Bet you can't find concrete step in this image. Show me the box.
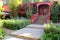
[3,35,26,40]
[4,35,39,40]
[26,24,44,29]
[10,28,44,40]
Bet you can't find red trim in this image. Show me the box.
[30,14,38,24]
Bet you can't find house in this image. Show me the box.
[0,0,58,23]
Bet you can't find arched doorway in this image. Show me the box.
[35,2,51,23]
[38,4,49,15]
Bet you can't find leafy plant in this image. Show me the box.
[0,7,4,19]
[26,9,32,19]
[40,22,60,40]
[50,2,59,22]
[40,32,60,40]
[0,28,6,39]
[2,20,30,30]
[0,7,4,12]
[8,0,22,18]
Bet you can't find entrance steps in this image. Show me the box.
[10,28,44,40]
[34,15,47,24]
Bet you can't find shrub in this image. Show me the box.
[2,20,30,30]
[0,7,4,12]
[0,28,5,39]
[40,22,60,40]
[8,0,22,18]
[50,2,59,22]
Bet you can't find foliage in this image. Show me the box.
[40,32,60,40]
[0,28,6,39]
[26,9,32,19]
[8,0,21,18]
[26,4,33,19]
[40,22,60,40]
[50,2,59,22]
[0,13,3,17]
[0,7,4,12]
[51,2,59,14]
[2,20,30,30]
[0,20,3,26]
[0,7,4,19]
[44,22,60,33]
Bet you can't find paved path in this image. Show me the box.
[10,24,44,40]
[2,24,44,40]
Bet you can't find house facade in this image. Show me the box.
[0,0,58,6]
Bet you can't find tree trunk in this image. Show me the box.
[12,10,18,18]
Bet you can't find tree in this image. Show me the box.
[8,0,22,18]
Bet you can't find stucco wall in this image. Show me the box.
[0,0,3,6]
[22,0,43,3]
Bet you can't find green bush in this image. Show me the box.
[2,20,30,30]
[50,2,59,22]
[40,22,60,40]
[0,28,5,39]
[0,7,4,12]
[40,32,60,40]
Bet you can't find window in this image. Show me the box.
[43,0,49,2]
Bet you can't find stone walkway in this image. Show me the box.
[10,24,44,40]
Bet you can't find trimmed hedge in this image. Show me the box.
[2,20,30,30]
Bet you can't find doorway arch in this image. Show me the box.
[36,2,51,16]
[38,4,49,15]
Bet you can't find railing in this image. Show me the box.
[30,14,38,24]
